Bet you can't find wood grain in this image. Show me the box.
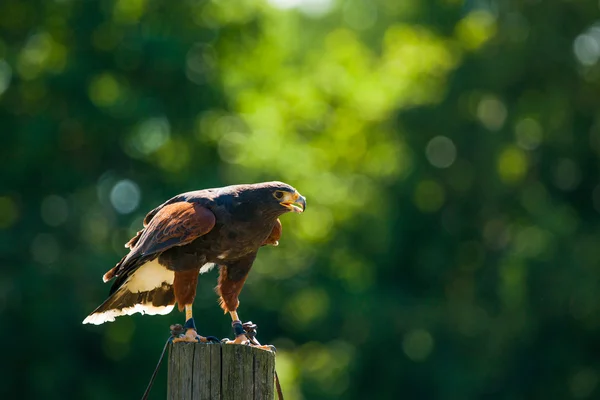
[168,343,275,400]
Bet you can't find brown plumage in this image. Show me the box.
[173,269,200,311]
[83,182,305,328]
[100,202,215,284]
[262,218,282,246]
[216,252,256,312]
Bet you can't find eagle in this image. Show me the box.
[83,182,306,346]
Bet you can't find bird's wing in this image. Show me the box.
[134,201,215,256]
[103,201,215,282]
[126,190,216,249]
[125,194,189,249]
[84,202,215,325]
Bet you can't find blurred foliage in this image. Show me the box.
[2,0,600,399]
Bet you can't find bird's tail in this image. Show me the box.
[83,259,177,325]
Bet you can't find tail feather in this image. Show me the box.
[83,283,175,325]
[84,259,176,325]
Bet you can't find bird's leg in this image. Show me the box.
[226,310,274,351]
[172,304,210,343]
[218,263,273,351]
[227,310,249,344]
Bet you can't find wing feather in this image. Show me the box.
[136,202,215,256]
[105,202,215,284]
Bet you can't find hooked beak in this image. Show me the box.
[281,191,306,213]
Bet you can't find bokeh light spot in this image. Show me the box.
[16,32,54,80]
[285,288,330,327]
[113,0,148,24]
[298,206,333,242]
[515,117,543,150]
[455,11,497,50]
[218,132,248,164]
[570,368,599,399]
[110,179,141,214]
[414,180,445,213]
[298,0,335,16]
[88,73,121,107]
[299,341,353,395]
[498,146,528,183]
[331,253,374,292]
[267,0,334,17]
[156,139,191,172]
[477,95,507,131]
[573,26,600,66]
[426,136,457,168]
[128,117,170,156]
[402,329,434,362]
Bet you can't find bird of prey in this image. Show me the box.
[83,181,306,346]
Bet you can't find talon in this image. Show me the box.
[225,334,250,345]
[249,343,276,352]
[255,345,275,352]
[223,335,275,351]
[172,328,208,343]
[227,318,272,350]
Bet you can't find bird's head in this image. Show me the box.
[235,181,306,216]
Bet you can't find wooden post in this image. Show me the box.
[167,343,275,400]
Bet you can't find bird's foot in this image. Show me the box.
[223,334,274,351]
[171,318,220,343]
[225,334,251,345]
[223,321,275,352]
[172,328,210,343]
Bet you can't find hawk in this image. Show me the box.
[83,182,306,346]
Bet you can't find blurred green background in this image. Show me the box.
[2,0,600,399]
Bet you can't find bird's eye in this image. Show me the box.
[274,191,284,200]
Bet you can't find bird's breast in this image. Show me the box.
[189,217,275,262]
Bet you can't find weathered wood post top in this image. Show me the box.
[168,342,276,400]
